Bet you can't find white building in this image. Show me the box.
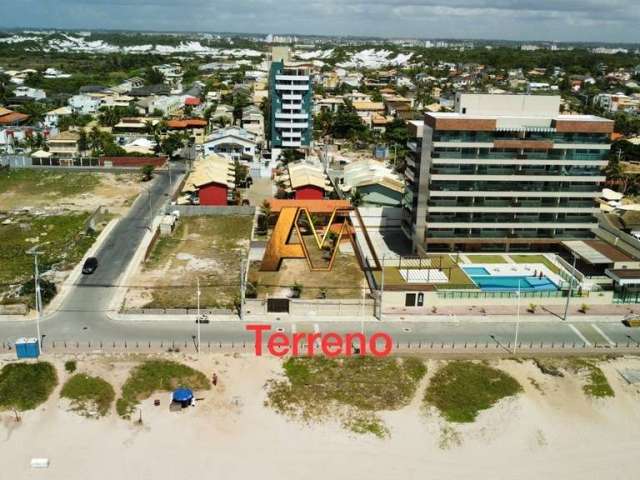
[203,127,259,163]
[13,86,46,100]
[68,94,102,115]
[44,106,73,132]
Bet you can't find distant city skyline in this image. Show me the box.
[1,0,639,44]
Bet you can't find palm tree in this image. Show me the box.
[89,127,102,156]
[351,188,364,207]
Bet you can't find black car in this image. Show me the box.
[82,257,98,274]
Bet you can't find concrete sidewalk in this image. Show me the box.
[105,311,628,324]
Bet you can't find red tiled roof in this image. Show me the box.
[0,111,30,125]
[184,97,201,106]
[166,118,207,129]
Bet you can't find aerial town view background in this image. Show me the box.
[1,17,640,479]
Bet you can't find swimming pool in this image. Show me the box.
[463,267,490,276]
[462,267,559,292]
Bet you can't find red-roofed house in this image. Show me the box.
[0,107,30,126]
[166,118,208,143]
[184,96,201,106]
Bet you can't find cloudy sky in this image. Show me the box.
[1,0,639,43]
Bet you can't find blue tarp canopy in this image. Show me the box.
[172,388,194,403]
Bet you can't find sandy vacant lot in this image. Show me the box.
[0,170,144,215]
[124,215,252,310]
[2,353,640,479]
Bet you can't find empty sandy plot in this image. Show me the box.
[124,215,252,310]
[0,169,144,214]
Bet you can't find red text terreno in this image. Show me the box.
[245,324,393,358]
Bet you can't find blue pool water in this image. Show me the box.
[462,268,559,292]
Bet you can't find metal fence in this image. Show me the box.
[437,289,588,300]
[2,338,639,355]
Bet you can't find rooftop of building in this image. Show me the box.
[186,154,235,189]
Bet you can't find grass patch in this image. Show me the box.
[466,255,506,264]
[0,362,58,411]
[60,373,115,417]
[343,412,389,438]
[116,360,210,418]
[0,212,94,303]
[424,361,522,423]
[510,254,560,274]
[267,356,426,436]
[536,358,614,398]
[0,169,100,201]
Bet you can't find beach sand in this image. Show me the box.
[2,353,640,480]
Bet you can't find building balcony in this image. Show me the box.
[275,84,310,91]
[281,131,302,138]
[430,174,606,183]
[275,112,308,120]
[275,121,309,129]
[276,75,310,82]
[282,94,302,101]
[282,140,303,147]
[282,103,302,110]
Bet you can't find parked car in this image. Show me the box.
[82,257,98,274]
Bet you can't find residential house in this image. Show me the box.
[341,159,404,207]
[314,96,344,114]
[352,101,385,127]
[202,127,259,163]
[183,154,235,206]
[44,106,73,132]
[136,95,183,116]
[47,131,81,163]
[241,105,264,141]
[13,86,46,100]
[112,117,158,143]
[68,94,102,115]
[166,118,208,144]
[285,161,332,200]
[153,63,183,94]
[210,104,234,127]
[0,107,29,126]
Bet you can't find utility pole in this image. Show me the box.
[360,277,366,334]
[34,252,43,352]
[147,190,153,229]
[196,277,201,356]
[563,254,578,321]
[378,255,385,320]
[514,280,521,355]
[239,259,246,321]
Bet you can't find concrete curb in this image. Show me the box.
[104,312,627,323]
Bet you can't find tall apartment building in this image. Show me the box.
[402,93,613,253]
[268,47,313,150]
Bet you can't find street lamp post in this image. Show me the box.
[34,253,43,352]
[563,254,578,321]
[379,255,385,321]
[361,277,366,334]
[514,279,521,355]
[27,248,43,352]
[196,277,201,356]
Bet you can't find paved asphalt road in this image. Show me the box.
[2,167,640,351]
